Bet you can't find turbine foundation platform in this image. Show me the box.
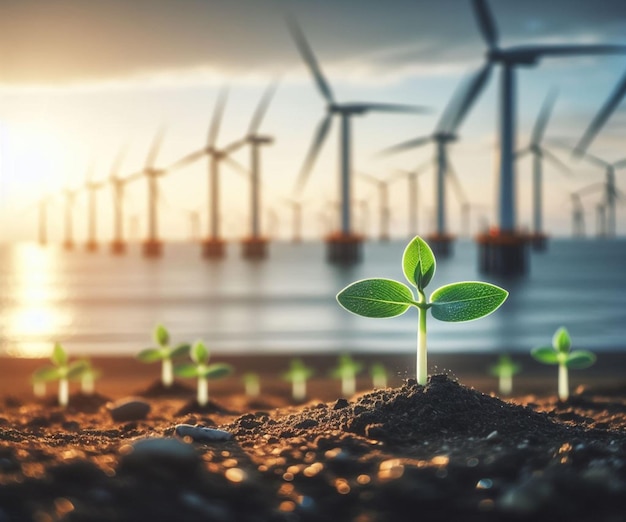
[202,238,226,259]
[63,240,74,251]
[110,241,127,255]
[477,232,529,276]
[425,234,455,258]
[142,240,163,258]
[529,233,548,252]
[326,233,363,264]
[85,241,99,252]
[242,237,268,260]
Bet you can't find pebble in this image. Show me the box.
[175,424,233,442]
[485,430,502,443]
[119,437,200,475]
[107,398,151,422]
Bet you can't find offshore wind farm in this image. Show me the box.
[1,0,626,357]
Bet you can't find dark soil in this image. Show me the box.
[0,374,625,522]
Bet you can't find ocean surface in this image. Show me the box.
[0,239,625,358]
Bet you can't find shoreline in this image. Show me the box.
[2,351,624,402]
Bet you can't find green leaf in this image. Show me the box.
[490,355,521,376]
[67,361,89,380]
[552,327,571,354]
[154,324,170,347]
[402,236,436,290]
[565,350,596,369]
[202,363,233,380]
[32,366,62,382]
[283,360,314,381]
[336,278,415,318]
[430,282,508,322]
[174,363,199,378]
[190,341,209,365]
[531,346,559,365]
[51,343,67,367]
[137,348,164,363]
[170,343,191,359]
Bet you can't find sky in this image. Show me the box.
[1,0,625,243]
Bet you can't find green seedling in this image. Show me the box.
[283,359,314,401]
[174,340,232,406]
[337,235,508,385]
[243,372,261,398]
[370,362,388,389]
[31,343,88,407]
[330,354,363,397]
[489,355,521,396]
[75,359,101,395]
[531,327,596,401]
[137,324,190,388]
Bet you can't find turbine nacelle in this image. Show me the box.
[432,132,458,143]
[486,47,540,66]
[247,135,274,146]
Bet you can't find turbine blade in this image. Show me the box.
[574,69,626,157]
[223,156,249,178]
[435,71,474,134]
[472,0,499,50]
[446,161,468,204]
[379,135,431,156]
[223,138,247,155]
[529,44,626,59]
[249,82,279,135]
[448,63,493,133]
[109,145,128,179]
[294,114,333,193]
[353,103,430,114]
[145,127,166,170]
[541,148,572,176]
[531,88,558,146]
[286,14,335,104]
[208,87,229,148]
[166,149,205,172]
[613,157,626,170]
[515,147,532,159]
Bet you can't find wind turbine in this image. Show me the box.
[388,161,431,238]
[516,89,571,250]
[569,193,585,237]
[62,187,78,250]
[287,15,429,263]
[358,172,391,242]
[282,197,308,243]
[109,147,141,255]
[574,68,626,156]
[84,163,106,252]
[229,84,278,260]
[381,71,484,254]
[461,0,626,274]
[169,89,250,258]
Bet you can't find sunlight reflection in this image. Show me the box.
[3,244,72,358]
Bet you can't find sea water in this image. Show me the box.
[0,239,625,357]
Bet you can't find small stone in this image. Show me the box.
[119,437,200,477]
[294,419,318,429]
[175,424,233,442]
[486,430,502,443]
[107,398,151,422]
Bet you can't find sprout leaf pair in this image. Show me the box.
[137,324,190,387]
[337,236,508,385]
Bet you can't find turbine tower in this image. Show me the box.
[169,89,249,258]
[358,172,391,242]
[84,164,105,252]
[62,188,78,251]
[282,197,306,243]
[230,84,278,260]
[140,129,167,258]
[463,0,626,275]
[287,15,428,264]
[388,161,430,238]
[109,147,140,255]
[570,193,585,238]
[516,89,571,251]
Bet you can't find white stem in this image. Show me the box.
[342,375,355,397]
[245,380,260,397]
[373,374,387,389]
[499,373,512,396]
[33,381,46,398]
[82,374,94,395]
[293,378,306,401]
[197,376,208,406]
[162,358,173,387]
[417,304,428,385]
[558,363,569,401]
[59,378,69,408]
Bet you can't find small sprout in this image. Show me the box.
[370,363,388,389]
[174,340,232,406]
[489,355,521,396]
[282,359,314,402]
[531,327,596,401]
[337,235,508,385]
[242,372,261,398]
[330,354,363,397]
[31,343,88,407]
[137,324,190,388]
[74,359,101,395]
